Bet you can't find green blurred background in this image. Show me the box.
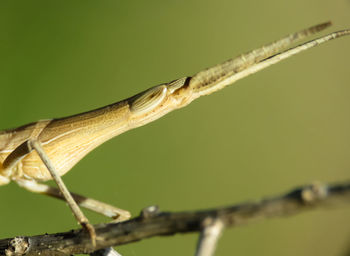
[0,1,349,255]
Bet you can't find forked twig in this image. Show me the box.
[1,181,349,256]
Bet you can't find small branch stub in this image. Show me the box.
[301,182,328,203]
[140,205,160,219]
[195,218,224,256]
[90,247,121,256]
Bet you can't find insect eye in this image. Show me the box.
[130,85,167,116]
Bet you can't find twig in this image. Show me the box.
[0,181,349,256]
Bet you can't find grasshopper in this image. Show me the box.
[0,22,349,246]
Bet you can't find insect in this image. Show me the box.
[0,22,349,246]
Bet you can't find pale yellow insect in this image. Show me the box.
[0,22,349,245]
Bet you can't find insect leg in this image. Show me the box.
[16,179,131,221]
[26,139,97,247]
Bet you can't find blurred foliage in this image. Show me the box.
[0,1,349,255]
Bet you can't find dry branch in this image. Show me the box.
[1,181,349,256]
